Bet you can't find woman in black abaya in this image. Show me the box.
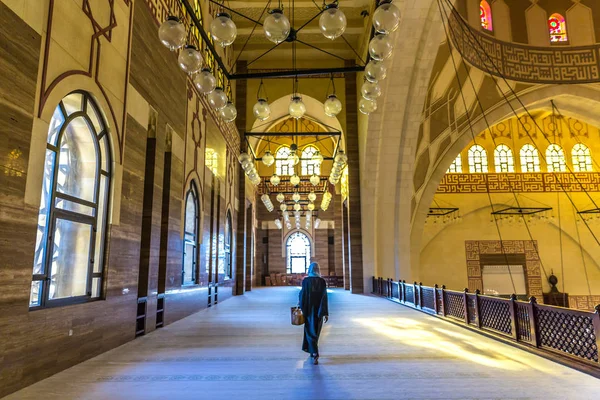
[298,262,329,365]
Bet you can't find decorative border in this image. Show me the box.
[448,10,600,84]
[465,240,543,298]
[437,173,600,193]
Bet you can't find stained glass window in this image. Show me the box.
[183,184,199,285]
[468,144,488,173]
[546,144,567,172]
[480,1,493,31]
[30,91,111,308]
[301,145,320,175]
[572,143,592,172]
[286,232,311,274]
[520,144,541,172]
[494,144,515,173]
[447,154,462,173]
[276,146,293,176]
[549,13,567,43]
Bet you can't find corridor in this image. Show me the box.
[6,288,600,400]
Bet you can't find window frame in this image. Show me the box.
[546,144,567,172]
[301,145,321,175]
[548,13,568,44]
[494,144,515,173]
[479,0,493,32]
[275,146,293,176]
[468,144,489,173]
[572,143,593,172]
[286,231,311,274]
[519,144,541,172]
[447,154,463,173]
[30,91,111,310]
[182,183,200,286]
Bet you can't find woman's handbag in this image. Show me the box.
[291,306,305,325]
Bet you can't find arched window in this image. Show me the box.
[286,231,311,274]
[546,144,567,172]
[520,144,541,172]
[468,144,488,173]
[301,145,321,175]
[30,91,111,308]
[572,143,593,172]
[494,144,515,173]
[223,211,233,279]
[275,146,293,176]
[549,13,568,43]
[183,184,199,285]
[480,1,493,31]
[447,154,462,173]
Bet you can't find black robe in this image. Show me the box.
[299,276,329,355]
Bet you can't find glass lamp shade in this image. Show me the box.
[253,98,271,121]
[373,1,401,34]
[262,150,275,167]
[193,69,217,94]
[207,87,228,110]
[280,203,287,211]
[312,151,324,166]
[293,203,302,212]
[365,60,387,83]
[210,13,237,47]
[274,219,283,229]
[319,4,347,40]
[310,174,320,186]
[323,94,343,117]
[314,218,321,228]
[158,16,187,51]
[276,193,285,203]
[238,152,252,166]
[288,151,300,166]
[290,174,301,186]
[219,102,237,122]
[292,192,301,202]
[270,174,281,186]
[263,9,290,44]
[361,81,381,100]
[178,45,203,75]
[329,175,338,185]
[359,98,378,115]
[308,191,317,202]
[307,203,315,211]
[289,96,306,119]
[334,150,348,166]
[368,33,393,61]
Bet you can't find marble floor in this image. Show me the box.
[6,287,600,400]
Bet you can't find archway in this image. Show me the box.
[286,231,312,274]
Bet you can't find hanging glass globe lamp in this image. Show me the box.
[293,203,302,212]
[323,94,342,117]
[289,96,306,119]
[193,68,217,94]
[361,81,381,101]
[365,60,387,82]
[270,174,281,186]
[292,192,301,202]
[290,174,301,186]
[238,152,252,166]
[158,16,187,51]
[262,150,275,167]
[178,45,203,75]
[253,98,271,121]
[288,150,300,166]
[319,3,347,40]
[312,151,324,166]
[308,191,317,202]
[263,9,291,44]
[307,203,315,211]
[368,33,393,61]
[310,174,320,186]
[359,98,378,115]
[280,203,287,211]
[373,1,402,34]
[219,101,237,122]
[207,87,228,110]
[210,12,237,47]
[276,193,285,203]
[334,150,348,166]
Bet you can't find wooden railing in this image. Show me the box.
[372,277,600,374]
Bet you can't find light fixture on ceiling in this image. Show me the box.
[292,192,301,202]
[329,150,347,184]
[261,194,274,212]
[365,60,387,83]
[361,80,381,101]
[210,12,237,47]
[373,0,402,34]
[319,3,347,40]
[274,218,283,229]
[307,203,315,211]
[220,101,237,122]
[263,9,291,44]
[321,190,332,211]
[270,174,281,186]
[207,87,228,110]
[238,152,261,185]
[276,193,285,203]
[359,98,378,115]
[294,203,302,212]
[158,16,186,51]
[262,150,275,167]
[288,147,300,166]
[308,191,317,202]
[314,218,321,229]
[178,45,203,75]
[280,203,287,211]
[369,33,393,61]
[289,95,306,119]
[253,79,271,121]
[310,174,320,186]
[194,68,217,94]
[323,75,342,117]
[290,173,301,186]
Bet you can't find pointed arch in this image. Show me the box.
[546,144,567,172]
[572,143,593,172]
[494,144,515,172]
[275,145,293,176]
[549,13,568,43]
[183,181,200,285]
[520,144,541,172]
[480,1,493,31]
[301,145,321,175]
[468,144,488,173]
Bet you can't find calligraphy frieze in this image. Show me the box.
[437,173,600,193]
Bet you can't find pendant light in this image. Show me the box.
[290,174,301,186]
[274,219,283,229]
[289,95,306,119]
[307,203,315,211]
[280,203,287,211]
[368,33,393,61]
[208,87,228,110]
[292,192,301,202]
[263,9,291,44]
[365,60,387,83]
[319,3,347,40]
[308,191,317,202]
[293,203,302,212]
[210,12,237,47]
[323,75,342,117]
[361,81,381,100]
[253,80,271,121]
[220,101,237,122]
[158,16,186,51]
[262,150,275,167]
[373,1,402,34]
[310,174,320,186]
[276,193,285,203]
[270,174,281,186]
[194,68,217,94]
[359,98,378,115]
[288,150,300,166]
[178,45,203,75]
[312,151,324,166]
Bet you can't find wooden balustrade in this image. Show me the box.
[371,276,600,375]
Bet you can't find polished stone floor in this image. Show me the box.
[6,287,600,400]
